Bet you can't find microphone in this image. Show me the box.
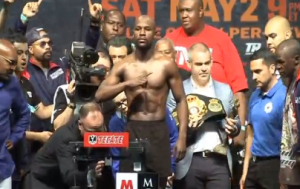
[70,156,81,189]
[87,166,95,188]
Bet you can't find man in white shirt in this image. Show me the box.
[167,42,240,189]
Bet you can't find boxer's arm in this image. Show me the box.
[95,62,125,102]
[166,59,188,140]
[222,36,248,146]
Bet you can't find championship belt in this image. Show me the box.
[172,94,226,146]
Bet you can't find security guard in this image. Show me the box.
[240,49,286,189]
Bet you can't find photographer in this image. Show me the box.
[29,102,108,189]
[51,50,113,129]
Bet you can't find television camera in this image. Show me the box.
[69,42,107,103]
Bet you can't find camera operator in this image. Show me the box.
[51,50,113,130]
[107,36,133,65]
[28,102,108,189]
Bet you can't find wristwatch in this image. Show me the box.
[67,103,76,110]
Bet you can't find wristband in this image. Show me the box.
[67,103,76,110]
[20,14,28,23]
[241,125,246,131]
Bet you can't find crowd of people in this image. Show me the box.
[0,0,299,189]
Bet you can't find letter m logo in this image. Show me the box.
[121,180,133,189]
[116,173,138,189]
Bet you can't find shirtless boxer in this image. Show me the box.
[95,15,188,188]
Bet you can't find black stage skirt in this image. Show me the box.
[119,120,172,187]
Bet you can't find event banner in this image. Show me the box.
[6,0,300,88]
[100,0,299,88]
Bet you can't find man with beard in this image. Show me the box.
[264,16,293,81]
[0,39,30,189]
[276,39,300,189]
[240,49,286,189]
[265,16,293,54]
[165,0,247,147]
[86,1,126,50]
[14,1,68,132]
[95,15,188,188]
[7,31,55,189]
[22,27,67,131]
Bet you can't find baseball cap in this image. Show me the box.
[25,27,49,46]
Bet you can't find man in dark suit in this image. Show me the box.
[28,102,109,189]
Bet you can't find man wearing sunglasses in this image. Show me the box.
[17,27,68,141]
[0,39,30,189]
[29,102,109,189]
[7,31,58,189]
[14,3,69,131]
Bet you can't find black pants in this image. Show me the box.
[231,161,243,189]
[245,156,280,189]
[12,181,20,189]
[119,120,171,188]
[174,152,231,189]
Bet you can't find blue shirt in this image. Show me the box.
[109,109,178,178]
[249,79,286,157]
[0,76,30,181]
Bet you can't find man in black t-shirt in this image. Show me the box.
[31,102,108,189]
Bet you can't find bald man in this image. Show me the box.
[29,102,108,189]
[167,42,240,189]
[265,16,293,54]
[276,39,300,189]
[265,16,293,81]
[155,38,192,81]
[0,39,30,189]
[0,39,17,80]
[155,38,176,59]
[95,15,188,188]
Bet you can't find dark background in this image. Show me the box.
[3,0,300,89]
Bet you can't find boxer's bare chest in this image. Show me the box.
[123,61,167,89]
